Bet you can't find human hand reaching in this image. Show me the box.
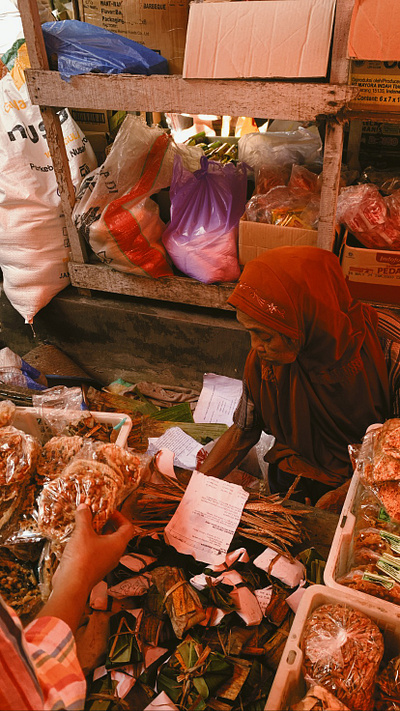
[39,505,135,633]
[53,504,135,595]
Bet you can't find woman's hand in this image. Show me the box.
[38,506,134,633]
[54,505,135,594]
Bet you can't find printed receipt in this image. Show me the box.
[164,470,249,565]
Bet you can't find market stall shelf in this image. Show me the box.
[17,0,369,309]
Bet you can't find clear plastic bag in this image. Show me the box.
[162,155,247,283]
[336,184,400,250]
[73,115,202,278]
[37,441,148,541]
[377,655,400,711]
[301,603,384,711]
[350,420,400,522]
[238,126,322,174]
[0,399,16,427]
[336,566,400,606]
[41,20,168,82]
[0,425,40,486]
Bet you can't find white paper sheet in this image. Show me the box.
[253,548,305,588]
[193,373,243,426]
[147,427,203,470]
[164,470,249,564]
[144,691,179,711]
[254,586,273,615]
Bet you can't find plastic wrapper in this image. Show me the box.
[37,441,146,541]
[0,425,39,486]
[361,166,400,196]
[337,564,400,606]
[0,398,16,427]
[162,155,247,284]
[73,115,202,278]
[0,547,42,622]
[37,436,146,486]
[255,165,290,194]
[238,126,322,174]
[301,603,384,711]
[245,186,312,226]
[0,348,47,391]
[288,165,320,195]
[336,184,400,250]
[41,20,168,82]
[377,654,400,711]
[291,685,350,710]
[351,420,400,522]
[38,539,64,601]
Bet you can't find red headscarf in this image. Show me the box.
[228,246,390,486]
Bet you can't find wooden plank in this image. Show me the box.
[25,70,358,121]
[68,262,236,310]
[40,106,88,263]
[317,121,345,251]
[329,0,355,84]
[18,0,49,69]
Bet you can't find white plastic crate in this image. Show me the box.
[11,406,132,448]
[265,584,400,710]
[324,472,400,614]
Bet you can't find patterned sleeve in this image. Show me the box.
[233,381,262,431]
[24,616,86,711]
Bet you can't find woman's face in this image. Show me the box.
[236,309,299,365]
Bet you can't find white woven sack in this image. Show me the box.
[0,72,97,323]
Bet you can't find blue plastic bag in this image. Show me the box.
[42,20,168,82]
[162,155,247,284]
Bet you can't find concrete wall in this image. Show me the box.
[1,284,251,388]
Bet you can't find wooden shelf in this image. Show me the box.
[25,70,358,122]
[68,262,236,310]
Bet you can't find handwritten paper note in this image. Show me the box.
[193,373,243,426]
[164,471,249,565]
[147,427,203,470]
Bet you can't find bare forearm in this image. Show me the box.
[37,568,91,634]
[198,423,261,479]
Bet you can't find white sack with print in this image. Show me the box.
[0,69,97,323]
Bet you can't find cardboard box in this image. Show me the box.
[183,0,336,80]
[238,216,317,265]
[70,108,110,133]
[79,0,190,74]
[340,232,400,305]
[348,0,400,61]
[350,60,400,112]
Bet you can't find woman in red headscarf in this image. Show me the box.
[199,246,390,505]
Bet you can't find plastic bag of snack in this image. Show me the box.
[376,654,400,711]
[336,184,387,234]
[336,566,400,606]
[255,164,290,194]
[350,420,400,522]
[0,399,16,427]
[288,165,320,195]
[301,603,384,710]
[291,685,350,710]
[162,155,247,283]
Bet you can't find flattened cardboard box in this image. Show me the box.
[239,217,317,266]
[80,0,189,74]
[183,0,336,79]
[350,60,400,113]
[348,0,400,61]
[340,233,400,305]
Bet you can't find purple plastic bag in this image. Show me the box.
[162,155,247,284]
